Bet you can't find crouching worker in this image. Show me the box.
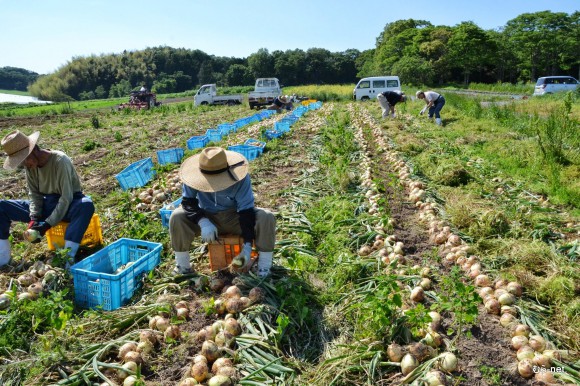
[267,95,292,113]
[169,147,276,277]
[0,130,95,268]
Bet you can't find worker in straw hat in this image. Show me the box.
[267,95,293,113]
[0,130,95,268]
[169,147,276,277]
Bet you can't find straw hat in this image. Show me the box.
[1,130,40,170]
[416,90,424,98]
[179,147,249,192]
[278,95,288,103]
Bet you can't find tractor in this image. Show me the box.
[117,90,161,110]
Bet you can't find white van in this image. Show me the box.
[533,76,579,96]
[353,76,401,101]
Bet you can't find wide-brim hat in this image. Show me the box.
[179,147,249,192]
[2,130,40,170]
[416,90,424,98]
[279,95,288,103]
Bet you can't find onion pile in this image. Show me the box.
[133,169,181,212]
[1,261,60,305]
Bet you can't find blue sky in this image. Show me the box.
[1,0,578,74]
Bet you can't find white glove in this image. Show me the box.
[231,243,254,272]
[419,106,427,115]
[198,218,218,243]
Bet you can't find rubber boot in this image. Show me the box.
[257,251,273,278]
[64,240,80,269]
[436,118,442,125]
[0,239,10,267]
[174,251,192,274]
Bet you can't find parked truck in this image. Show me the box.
[248,78,282,109]
[194,84,244,106]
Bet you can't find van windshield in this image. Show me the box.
[357,81,370,89]
[535,78,546,86]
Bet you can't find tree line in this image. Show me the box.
[6,10,578,101]
[0,67,39,91]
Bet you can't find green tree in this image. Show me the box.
[225,64,252,86]
[391,56,434,85]
[247,48,274,78]
[504,11,575,81]
[197,61,215,85]
[447,22,496,84]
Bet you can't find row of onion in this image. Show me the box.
[348,104,457,385]
[357,105,575,385]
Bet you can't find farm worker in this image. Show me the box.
[267,95,292,112]
[377,91,407,118]
[169,147,276,277]
[416,90,446,125]
[0,130,95,268]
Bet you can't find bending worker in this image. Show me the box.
[267,95,292,113]
[416,90,446,125]
[0,130,95,268]
[169,147,276,277]
[377,90,407,119]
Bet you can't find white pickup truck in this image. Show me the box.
[194,84,243,106]
[248,78,282,109]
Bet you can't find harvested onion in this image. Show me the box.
[211,357,233,374]
[528,335,546,352]
[401,353,419,376]
[410,287,425,302]
[387,343,404,362]
[437,352,457,372]
[191,362,209,382]
[517,359,534,378]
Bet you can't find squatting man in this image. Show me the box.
[169,147,276,277]
[0,130,95,268]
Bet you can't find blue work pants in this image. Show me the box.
[0,193,94,243]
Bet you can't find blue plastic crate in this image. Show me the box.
[265,130,284,140]
[234,117,250,128]
[159,197,182,228]
[116,158,156,191]
[217,123,235,135]
[227,145,261,161]
[293,107,307,116]
[274,121,291,133]
[205,129,222,143]
[187,135,209,150]
[244,139,266,154]
[281,114,299,124]
[70,238,162,311]
[249,114,261,123]
[156,148,184,165]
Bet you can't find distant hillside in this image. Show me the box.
[0,67,39,91]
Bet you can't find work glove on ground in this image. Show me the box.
[198,218,218,243]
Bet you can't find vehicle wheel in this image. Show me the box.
[227,100,235,106]
[249,103,256,109]
[201,101,209,106]
[361,96,370,101]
